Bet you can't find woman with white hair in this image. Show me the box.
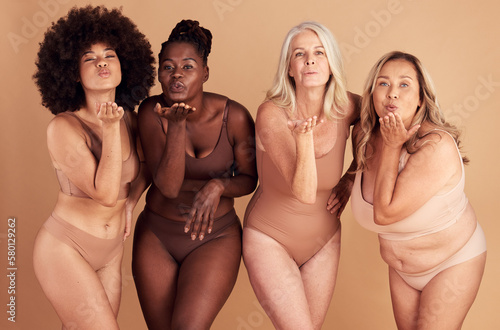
[243,21,360,329]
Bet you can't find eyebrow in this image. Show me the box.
[377,75,414,80]
[82,48,115,56]
[162,57,198,63]
[293,45,325,51]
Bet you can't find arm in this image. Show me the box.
[256,101,320,204]
[137,98,194,199]
[48,103,124,207]
[326,158,357,218]
[373,113,456,225]
[185,100,258,239]
[123,112,152,239]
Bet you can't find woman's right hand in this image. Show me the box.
[96,102,124,124]
[154,102,196,122]
[287,116,323,135]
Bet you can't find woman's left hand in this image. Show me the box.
[123,201,134,241]
[379,113,420,148]
[327,172,354,218]
[184,179,225,240]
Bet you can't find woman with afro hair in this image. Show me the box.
[132,19,257,329]
[32,6,154,329]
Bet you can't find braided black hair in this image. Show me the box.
[159,19,212,65]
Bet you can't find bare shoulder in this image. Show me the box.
[47,112,82,139]
[414,126,461,165]
[256,100,287,126]
[226,98,253,124]
[137,95,161,115]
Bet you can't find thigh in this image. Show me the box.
[33,228,119,330]
[418,252,486,330]
[389,267,421,330]
[132,213,179,330]
[299,227,341,329]
[243,227,315,330]
[172,222,242,330]
[97,248,124,317]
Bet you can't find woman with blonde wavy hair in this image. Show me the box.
[243,21,360,329]
[350,51,486,329]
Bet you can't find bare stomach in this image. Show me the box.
[52,192,127,239]
[379,203,477,274]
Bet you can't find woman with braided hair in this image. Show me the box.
[132,19,257,329]
[32,5,154,329]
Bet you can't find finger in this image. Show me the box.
[184,210,196,234]
[191,212,204,240]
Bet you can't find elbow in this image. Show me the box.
[158,185,180,199]
[97,196,119,208]
[294,191,316,205]
[373,208,397,226]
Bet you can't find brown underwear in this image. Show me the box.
[137,207,241,264]
[43,213,123,271]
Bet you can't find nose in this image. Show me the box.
[306,58,315,65]
[387,86,398,99]
[97,58,108,68]
[171,67,183,78]
[305,54,315,66]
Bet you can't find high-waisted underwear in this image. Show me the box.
[138,207,241,264]
[43,213,123,271]
[395,223,487,291]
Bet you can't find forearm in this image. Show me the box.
[291,133,317,204]
[94,122,122,205]
[153,123,186,198]
[373,145,401,224]
[181,173,257,198]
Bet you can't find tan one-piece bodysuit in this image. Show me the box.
[244,116,350,266]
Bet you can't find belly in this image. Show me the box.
[379,203,477,273]
[53,192,127,239]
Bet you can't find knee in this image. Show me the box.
[171,314,212,330]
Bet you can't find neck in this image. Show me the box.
[294,86,324,119]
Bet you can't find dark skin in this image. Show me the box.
[138,41,257,240]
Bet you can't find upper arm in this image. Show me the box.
[255,102,297,183]
[47,115,100,198]
[384,133,461,220]
[226,100,257,180]
[346,91,362,126]
[137,97,166,176]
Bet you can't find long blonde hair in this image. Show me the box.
[354,51,467,171]
[266,21,349,119]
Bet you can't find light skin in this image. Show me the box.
[133,40,257,329]
[243,29,358,329]
[357,59,486,329]
[33,42,149,329]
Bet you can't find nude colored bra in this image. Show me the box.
[54,111,139,200]
[351,130,468,241]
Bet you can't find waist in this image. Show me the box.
[379,204,478,273]
[146,185,234,221]
[53,193,126,237]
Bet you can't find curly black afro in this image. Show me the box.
[34,5,155,115]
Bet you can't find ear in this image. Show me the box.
[288,67,294,77]
[203,66,209,83]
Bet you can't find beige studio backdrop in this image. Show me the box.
[1,0,499,329]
